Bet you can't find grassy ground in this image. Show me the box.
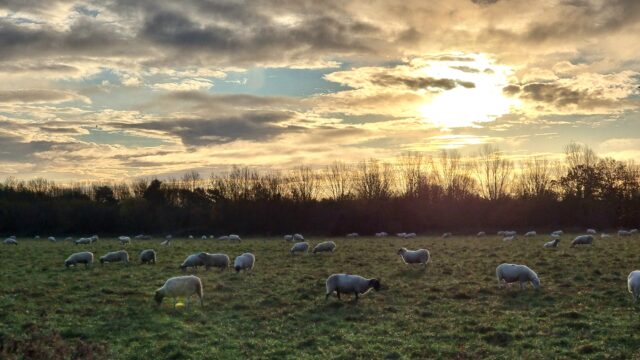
[1,234,640,359]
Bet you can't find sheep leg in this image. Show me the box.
[336,291,341,300]
[354,292,359,302]
[520,282,526,290]
[325,292,331,300]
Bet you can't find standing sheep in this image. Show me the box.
[197,252,230,271]
[75,238,91,245]
[160,239,171,246]
[586,228,597,234]
[618,230,632,237]
[628,271,640,303]
[496,263,540,290]
[154,275,203,308]
[89,235,99,244]
[477,231,486,237]
[229,234,242,241]
[325,274,381,301]
[48,236,56,242]
[290,242,309,255]
[346,232,359,238]
[4,237,17,245]
[118,236,131,245]
[180,253,205,271]
[524,231,537,237]
[442,232,452,238]
[571,235,593,247]
[140,249,157,265]
[502,235,516,242]
[218,235,230,240]
[397,248,430,268]
[284,235,293,241]
[312,241,336,254]
[100,250,130,265]
[543,239,560,248]
[65,252,94,268]
[293,233,304,241]
[375,232,388,237]
[233,253,255,273]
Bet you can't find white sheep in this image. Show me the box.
[218,235,230,240]
[375,232,388,237]
[65,252,94,268]
[209,235,214,239]
[229,234,241,241]
[65,237,73,241]
[477,231,486,237]
[290,241,309,255]
[442,232,452,238]
[571,235,594,247]
[4,238,18,245]
[118,236,131,245]
[325,274,381,301]
[586,228,597,234]
[502,235,516,242]
[618,230,632,237]
[503,231,517,237]
[346,232,359,238]
[165,235,173,240]
[312,241,336,254]
[543,238,560,248]
[396,232,407,238]
[188,235,194,239]
[74,238,91,245]
[524,231,537,237]
[201,235,207,240]
[397,248,429,268]
[140,249,156,265]
[154,275,203,308]
[34,235,40,239]
[100,250,130,265]
[48,236,56,242]
[496,263,540,290]
[284,234,293,241]
[601,233,611,238]
[90,235,99,243]
[497,231,505,236]
[293,233,304,241]
[197,252,230,271]
[160,239,171,246]
[233,253,255,273]
[551,230,563,237]
[631,229,639,235]
[628,271,640,303]
[180,253,205,271]
[404,232,416,238]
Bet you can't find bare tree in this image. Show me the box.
[182,171,202,192]
[433,149,476,199]
[398,152,430,198]
[354,159,394,200]
[323,161,353,200]
[131,178,149,199]
[289,166,318,202]
[516,157,556,198]
[474,145,513,200]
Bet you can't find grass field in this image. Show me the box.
[1,234,640,359]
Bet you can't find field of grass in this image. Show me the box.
[1,234,640,359]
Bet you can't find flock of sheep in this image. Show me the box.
[4,228,640,307]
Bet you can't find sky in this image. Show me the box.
[0,0,639,181]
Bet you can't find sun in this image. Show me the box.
[418,53,519,129]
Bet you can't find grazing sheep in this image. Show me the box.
[160,239,171,246]
[502,235,516,242]
[601,233,611,238]
[503,231,517,237]
[180,253,205,271]
[396,232,407,238]
[140,249,157,265]
[524,231,537,237]
[405,233,417,238]
[197,252,230,271]
[34,235,40,239]
[325,274,381,301]
[135,234,152,240]
[218,235,230,240]
[631,229,639,235]
[100,250,130,265]
[229,234,241,241]
[65,252,94,268]
[48,236,56,242]
[346,232,359,238]
[188,235,194,239]
[551,230,563,237]
[477,231,486,237]
[312,241,336,254]
[234,253,255,273]
[543,238,560,248]
[628,271,640,303]
[442,232,452,238]
[75,238,92,245]
[118,236,131,245]
[496,263,540,290]
[154,275,203,308]
[4,237,18,245]
[290,241,310,255]
[89,235,99,244]
[284,234,293,241]
[375,232,388,237]
[293,233,304,241]
[571,235,594,247]
[618,230,632,237]
[201,235,207,240]
[586,228,597,234]
[397,248,430,268]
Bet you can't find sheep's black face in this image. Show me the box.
[396,248,404,255]
[154,291,163,305]
[370,279,381,291]
[234,266,241,273]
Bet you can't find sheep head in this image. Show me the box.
[369,279,381,291]
[154,290,164,305]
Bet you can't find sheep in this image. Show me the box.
[89,235,99,243]
[543,238,560,248]
[503,231,517,237]
[502,235,516,242]
[628,271,640,303]
[4,237,18,245]
[496,263,540,290]
[524,231,537,237]
[571,235,594,247]
[100,250,130,265]
[188,235,194,239]
[404,232,417,238]
[74,238,91,245]
[397,248,430,268]
[34,235,40,239]
[233,253,255,273]
[48,236,56,242]
[312,241,336,254]
[197,252,230,271]
[65,252,94,268]
[180,253,205,271]
[154,275,203,308]
[140,249,157,265]
[165,235,173,240]
[396,232,407,238]
[290,241,309,255]
[551,230,563,237]
[201,235,207,240]
[618,230,632,237]
[64,237,73,241]
[497,231,505,236]
[586,228,597,234]
[218,235,230,240]
[135,234,152,240]
[209,235,214,239]
[375,232,388,237]
[229,234,241,241]
[160,239,171,246]
[631,229,639,235]
[346,232,359,238]
[442,232,452,238]
[477,231,486,237]
[284,234,293,241]
[601,233,611,238]
[325,274,381,301]
[293,233,304,241]
[118,236,131,245]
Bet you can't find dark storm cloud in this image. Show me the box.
[371,74,475,90]
[0,133,70,161]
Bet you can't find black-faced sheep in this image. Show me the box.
[154,275,203,308]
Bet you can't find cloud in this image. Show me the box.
[151,79,214,92]
[370,74,475,90]
[0,89,90,104]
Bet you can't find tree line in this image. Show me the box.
[1,142,638,236]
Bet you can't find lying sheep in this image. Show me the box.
[234,253,255,273]
[180,253,205,271]
[586,228,597,234]
[502,235,516,242]
[524,231,537,237]
[496,263,540,290]
[397,248,430,268]
[571,235,593,247]
[100,250,129,265]
[477,231,486,237]
[160,239,171,246]
[3,238,17,245]
[543,238,560,248]
[154,275,203,308]
[65,252,94,268]
[442,232,452,238]
[229,234,241,241]
[312,241,336,254]
[346,232,359,238]
[118,236,131,245]
[325,274,381,301]
[293,233,304,241]
[197,252,230,271]
[618,230,632,237]
[628,271,640,303]
[503,231,517,237]
[284,234,293,241]
[404,233,416,238]
[290,241,309,255]
[140,249,156,265]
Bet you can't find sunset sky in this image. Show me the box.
[1,0,639,181]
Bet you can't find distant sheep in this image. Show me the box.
[628,271,640,303]
[188,235,194,239]
[618,230,632,237]
[140,249,157,265]
[503,231,517,237]
[586,229,597,234]
[154,275,203,308]
[631,229,639,235]
[229,234,241,241]
[135,234,152,240]
[312,241,336,254]
[201,235,207,240]
[397,248,429,268]
[375,232,388,237]
[346,232,359,238]
[325,274,381,301]
[65,252,94,268]
[165,235,173,240]
[571,235,594,247]
[65,237,73,241]
[551,230,563,237]
[502,235,516,242]
[497,231,505,236]
[396,232,407,238]
[3,237,17,245]
[180,253,205,271]
[100,250,129,265]
[284,235,293,241]
[48,236,56,242]
[218,235,230,240]
[524,231,537,237]
[197,252,230,271]
[293,233,304,241]
[34,235,40,239]
[601,233,611,238]
[442,232,452,238]
[118,236,131,245]
[477,231,486,237]
[543,239,560,248]
[160,239,171,246]
[233,253,255,273]
[89,235,99,244]
[74,238,91,245]
[404,233,416,238]
[290,241,309,255]
[496,263,540,290]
